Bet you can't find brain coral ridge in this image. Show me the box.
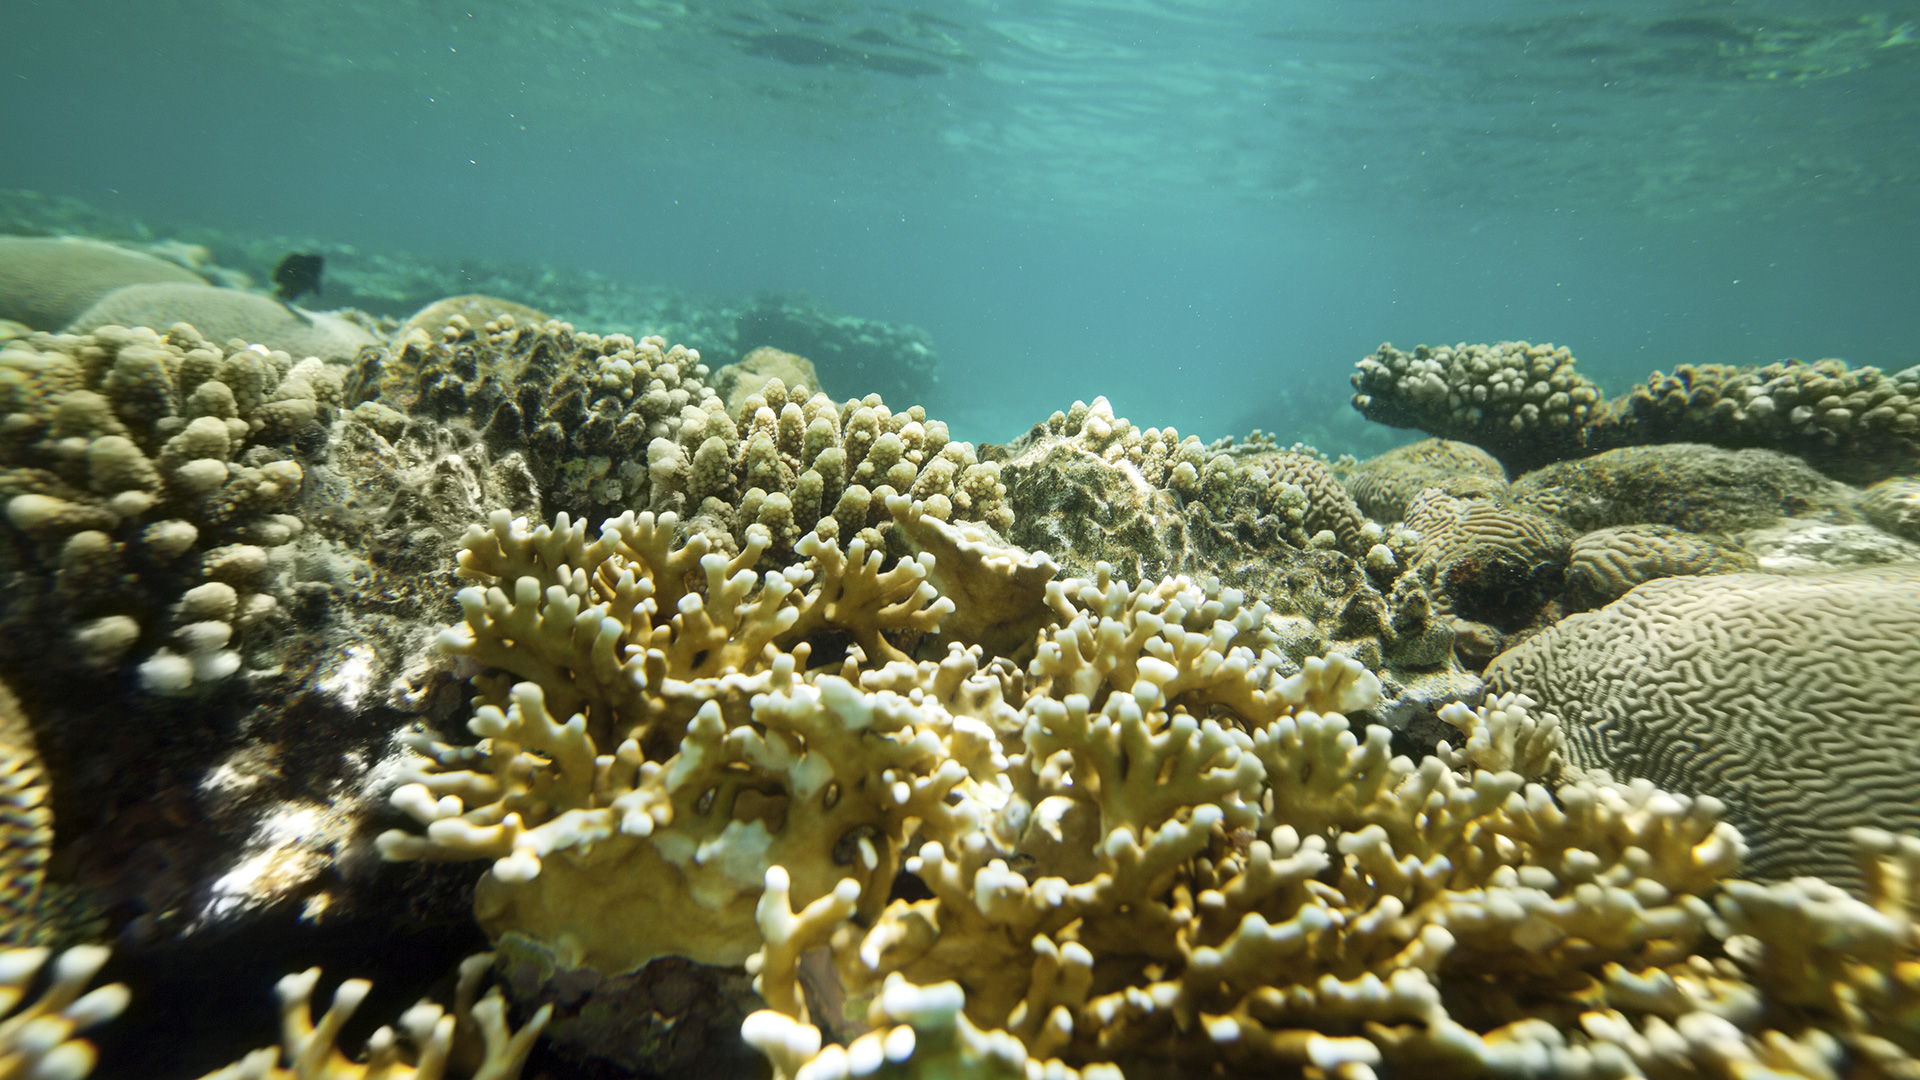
[350,318,1010,562]
[1351,341,1920,483]
[1488,565,1920,889]
[0,322,340,692]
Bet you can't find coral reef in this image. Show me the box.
[1,324,339,692]
[1351,340,1920,484]
[993,396,1474,730]
[1487,566,1920,886]
[0,944,129,1080]
[1620,359,1920,484]
[0,236,206,332]
[350,320,1006,558]
[711,346,823,419]
[734,572,1912,1079]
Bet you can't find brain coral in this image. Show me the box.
[0,236,205,331]
[1,323,337,691]
[1564,523,1757,609]
[65,283,377,363]
[1400,488,1572,630]
[1341,437,1509,523]
[1510,442,1860,534]
[1486,566,1920,885]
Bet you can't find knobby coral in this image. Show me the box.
[1,323,335,691]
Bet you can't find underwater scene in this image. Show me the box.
[2,0,1918,1077]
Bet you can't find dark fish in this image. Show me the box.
[272,252,324,303]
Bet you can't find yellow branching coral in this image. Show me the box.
[199,954,549,1080]
[378,507,973,971]
[0,945,129,1080]
[736,561,1920,1080]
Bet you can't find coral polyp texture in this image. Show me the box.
[199,953,550,1080]
[1351,340,1920,483]
[350,318,1008,558]
[0,323,337,691]
[1487,566,1920,887]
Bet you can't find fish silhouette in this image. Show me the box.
[271,252,324,303]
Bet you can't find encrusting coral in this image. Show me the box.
[0,944,130,1080]
[1,323,338,692]
[198,953,550,1080]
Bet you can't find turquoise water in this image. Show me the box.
[4,0,1917,448]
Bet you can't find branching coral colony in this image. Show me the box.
[379,480,1920,1077]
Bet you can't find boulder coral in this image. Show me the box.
[66,283,379,365]
[0,236,205,331]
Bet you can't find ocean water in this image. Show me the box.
[5,0,1916,452]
